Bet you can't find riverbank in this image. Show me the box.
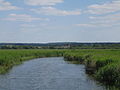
[64,49,120,88]
[0,49,64,74]
[0,49,120,88]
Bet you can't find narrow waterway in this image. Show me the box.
[0,57,106,90]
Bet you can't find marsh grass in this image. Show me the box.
[63,49,120,88]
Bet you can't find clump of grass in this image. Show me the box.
[95,62,120,88]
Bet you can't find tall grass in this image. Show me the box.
[64,49,120,87]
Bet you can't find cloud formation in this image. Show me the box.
[87,0,120,14]
[76,0,120,28]
[76,12,120,27]
[0,0,20,11]
[31,7,81,16]
[24,0,63,6]
[2,14,49,22]
[89,13,120,23]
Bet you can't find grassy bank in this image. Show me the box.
[0,49,120,88]
[64,49,120,88]
[0,49,64,74]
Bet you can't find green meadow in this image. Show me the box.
[0,49,120,87]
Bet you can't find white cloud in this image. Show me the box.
[24,0,63,6]
[2,14,49,22]
[20,23,47,28]
[82,0,120,27]
[76,24,96,27]
[76,12,120,27]
[76,23,114,28]
[76,23,110,27]
[87,0,120,14]
[89,13,120,23]
[0,0,20,11]
[31,7,81,16]
[20,24,36,28]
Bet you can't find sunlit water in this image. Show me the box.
[0,57,106,90]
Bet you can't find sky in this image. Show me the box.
[0,0,120,43]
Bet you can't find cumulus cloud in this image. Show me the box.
[77,0,120,28]
[2,14,49,22]
[0,0,20,11]
[24,0,63,6]
[31,7,81,16]
[87,0,120,14]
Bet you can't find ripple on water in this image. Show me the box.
[0,57,106,90]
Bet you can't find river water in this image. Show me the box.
[0,57,106,90]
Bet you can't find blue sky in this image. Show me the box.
[0,0,120,43]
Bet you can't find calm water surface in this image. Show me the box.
[0,57,106,90]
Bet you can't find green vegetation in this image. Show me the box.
[64,49,120,88]
[0,49,120,88]
[0,49,64,73]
